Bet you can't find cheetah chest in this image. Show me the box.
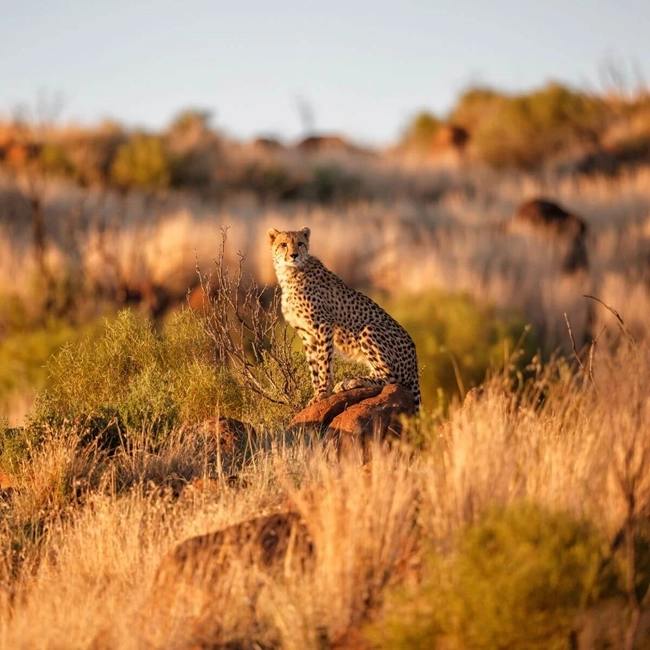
[281,288,320,336]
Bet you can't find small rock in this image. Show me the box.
[0,469,16,490]
[290,384,416,461]
[325,384,416,461]
[289,386,383,434]
[156,511,313,581]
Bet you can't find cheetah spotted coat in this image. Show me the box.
[268,226,421,408]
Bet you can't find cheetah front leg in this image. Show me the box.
[302,322,334,406]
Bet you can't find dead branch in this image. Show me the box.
[195,228,303,407]
[583,294,636,345]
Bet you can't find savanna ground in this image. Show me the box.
[2,80,650,648]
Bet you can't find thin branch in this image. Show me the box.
[564,312,586,374]
[583,294,636,344]
[588,325,606,388]
[193,228,304,409]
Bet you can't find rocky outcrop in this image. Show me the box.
[290,384,416,461]
[154,511,313,585]
[92,512,312,650]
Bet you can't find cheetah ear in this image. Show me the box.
[300,227,311,242]
[267,228,280,245]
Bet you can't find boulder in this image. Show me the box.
[290,384,416,461]
[155,511,313,583]
[93,512,311,650]
[289,386,383,434]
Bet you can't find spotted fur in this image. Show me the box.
[268,226,421,408]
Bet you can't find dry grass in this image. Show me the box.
[2,164,650,345]
[1,334,650,648]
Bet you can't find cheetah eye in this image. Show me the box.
[279,242,287,248]
[298,242,305,248]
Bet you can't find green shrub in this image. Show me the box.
[402,111,442,152]
[65,127,126,186]
[374,503,617,650]
[308,164,362,203]
[40,143,75,177]
[452,82,606,168]
[0,319,96,399]
[110,133,171,189]
[378,290,538,408]
[0,423,41,474]
[29,310,240,450]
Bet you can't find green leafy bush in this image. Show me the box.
[402,111,442,152]
[0,423,42,474]
[40,143,75,177]
[375,503,618,650]
[453,82,606,168]
[0,319,97,399]
[29,310,240,450]
[308,164,362,203]
[378,290,538,408]
[110,133,172,189]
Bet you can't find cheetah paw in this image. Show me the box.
[307,392,329,406]
[334,378,377,393]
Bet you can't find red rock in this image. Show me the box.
[289,386,383,434]
[187,416,257,459]
[290,384,416,461]
[325,384,416,461]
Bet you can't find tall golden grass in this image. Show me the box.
[2,166,650,326]
[1,327,650,648]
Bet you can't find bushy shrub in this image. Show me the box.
[110,133,172,190]
[453,82,606,168]
[402,111,442,152]
[374,503,617,649]
[0,418,39,474]
[29,310,240,450]
[379,290,538,408]
[40,143,75,177]
[67,128,126,187]
[0,319,93,399]
[307,164,362,203]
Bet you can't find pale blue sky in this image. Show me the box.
[0,0,648,144]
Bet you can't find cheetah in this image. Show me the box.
[268,226,421,408]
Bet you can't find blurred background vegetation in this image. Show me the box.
[1,79,650,426]
[2,74,650,650]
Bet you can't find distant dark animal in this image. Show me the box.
[433,124,470,152]
[512,198,589,273]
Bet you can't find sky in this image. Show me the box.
[0,0,649,145]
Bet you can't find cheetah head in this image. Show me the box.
[267,227,311,270]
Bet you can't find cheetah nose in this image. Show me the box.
[290,253,299,260]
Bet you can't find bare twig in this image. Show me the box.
[583,294,636,344]
[195,228,303,408]
[588,325,606,388]
[564,312,586,374]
